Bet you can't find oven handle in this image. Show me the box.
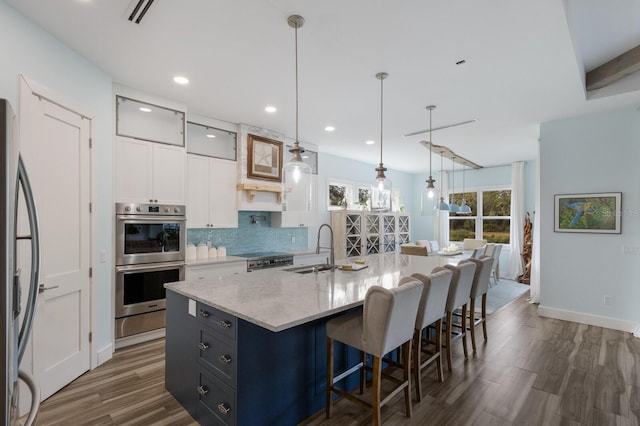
[116,261,186,274]
[116,215,186,222]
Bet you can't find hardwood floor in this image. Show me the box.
[37,292,640,425]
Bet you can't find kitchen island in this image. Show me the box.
[164,253,459,425]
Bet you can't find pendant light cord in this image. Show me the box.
[428,107,432,174]
[379,76,383,165]
[294,24,299,146]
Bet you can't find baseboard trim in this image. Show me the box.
[538,305,640,336]
[96,343,113,368]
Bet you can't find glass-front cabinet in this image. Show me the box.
[187,121,237,160]
[116,96,185,146]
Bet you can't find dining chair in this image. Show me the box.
[433,261,476,372]
[409,269,453,401]
[325,277,423,426]
[462,238,487,250]
[459,256,494,352]
[489,245,502,285]
[470,247,484,259]
[483,243,496,257]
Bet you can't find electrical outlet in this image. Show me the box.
[623,246,640,255]
[604,295,613,305]
[291,236,295,244]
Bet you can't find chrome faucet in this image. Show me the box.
[316,223,335,270]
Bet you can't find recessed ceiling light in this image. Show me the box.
[139,107,152,112]
[325,126,335,132]
[206,134,216,138]
[365,140,375,145]
[173,76,189,85]
[265,106,277,113]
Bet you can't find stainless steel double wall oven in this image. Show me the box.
[115,203,185,339]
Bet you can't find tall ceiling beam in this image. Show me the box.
[586,44,640,91]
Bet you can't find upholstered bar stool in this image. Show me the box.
[326,278,423,426]
[409,269,453,401]
[434,262,476,372]
[459,256,494,352]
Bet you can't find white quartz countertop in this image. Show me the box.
[166,253,460,332]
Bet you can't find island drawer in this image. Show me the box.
[197,367,236,426]
[198,328,236,387]
[197,302,237,341]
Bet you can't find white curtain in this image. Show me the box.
[529,154,541,303]
[437,169,450,248]
[507,162,524,279]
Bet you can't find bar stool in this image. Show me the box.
[434,261,476,372]
[326,277,423,426]
[461,256,494,352]
[409,269,453,401]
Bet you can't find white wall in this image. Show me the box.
[539,104,640,332]
[314,152,415,248]
[0,2,114,364]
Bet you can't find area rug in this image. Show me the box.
[481,279,530,314]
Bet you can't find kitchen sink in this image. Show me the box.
[283,263,334,274]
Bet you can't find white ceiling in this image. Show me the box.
[6,0,640,173]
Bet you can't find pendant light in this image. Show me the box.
[370,72,392,211]
[282,15,312,213]
[459,162,472,214]
[449,156,460,213]
[437,153,450,211]
[420,105,437,216]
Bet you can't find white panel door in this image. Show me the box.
[19,91,91,401]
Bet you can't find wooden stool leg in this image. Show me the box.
[403,340,412,417]
[469,299,477,353]
[435,319,443,381]
[372,355,382,426]
[446,310,453,372]
[359,350,366,394]
[461,304,469,358]
[413,329,422,402]
[482,294,488,341]
[326,337,334,419]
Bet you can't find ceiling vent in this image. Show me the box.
[128,0,155,24]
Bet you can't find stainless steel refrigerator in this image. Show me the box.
[1,98,41,425]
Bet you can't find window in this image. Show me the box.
[449,189,511,244]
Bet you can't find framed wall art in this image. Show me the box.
[247,134,283,182]
[554,192,621,233]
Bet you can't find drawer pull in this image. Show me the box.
[197,385,208,396]
[218,354,232,364]
[199,310,209,318]
[218,320,232,329]
[198,342,209,351]
[217,402,231,415]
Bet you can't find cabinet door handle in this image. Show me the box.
[197,385,208,396]
[218,354,232,364]
[217,402,231,415]
[199,310,209,318]
[198,342,209,350]
[218,320,232,329]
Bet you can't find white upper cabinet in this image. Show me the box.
[116,96,185,146]
[187,121,237,161]
[116,136,185,204]
[272,175,318,228]
[186,154,238,228]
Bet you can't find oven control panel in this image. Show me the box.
[116,203,185,216]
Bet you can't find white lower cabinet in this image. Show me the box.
[187,154,238,228]
[186,261,246,281]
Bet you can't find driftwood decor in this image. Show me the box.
[517,211,533,284]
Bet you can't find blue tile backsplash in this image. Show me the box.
[187,211,308,255]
